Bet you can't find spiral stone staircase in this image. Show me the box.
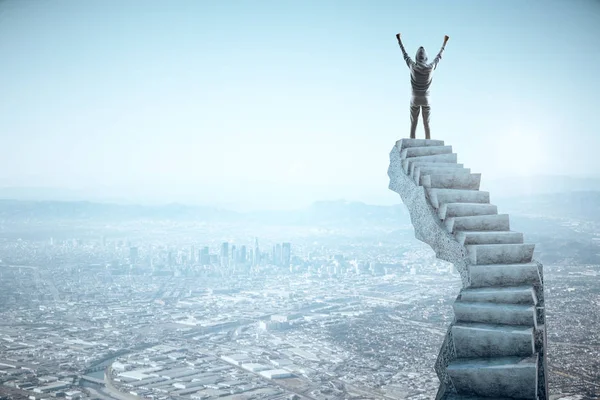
[387,139,548,400]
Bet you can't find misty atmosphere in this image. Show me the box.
[1,1,599,400]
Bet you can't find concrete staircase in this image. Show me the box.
[387,139,548,400]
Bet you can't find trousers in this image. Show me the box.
[409,95,431,139]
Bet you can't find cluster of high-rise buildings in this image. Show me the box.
[127,238,291,270]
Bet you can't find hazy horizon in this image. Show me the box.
[1,173,600,212]
[1,0,599,210]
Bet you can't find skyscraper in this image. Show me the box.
[273,243,282,266]
[240,245,247,264]
[220,242,229,268]
[189,245,196,264]
[253,238,260,267]
[201,247,210,265]
[231,245,237,266]
[282,242,291,268]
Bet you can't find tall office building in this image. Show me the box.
[189,245,196,264]
[253,238,260,267]
[273,243,282,266]
[201,247,210,265]
[240,245,247,264]
[220,242,229,268]
[231,245,237,266]
[282,242,291,268]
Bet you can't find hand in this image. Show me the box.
[444,35,450,44]
[396,33,401,42]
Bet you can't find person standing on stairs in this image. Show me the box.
[396,33,449,139]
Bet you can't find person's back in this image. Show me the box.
[410,47,436,97]
[396,34,449,139]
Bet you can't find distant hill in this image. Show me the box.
[0,191,597,225]
[0,198,409,226]
[496,191,600,222]
[0,199,239,222]
[483,175,600,198]
[245,200,410,226]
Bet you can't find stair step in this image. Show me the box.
[396,139,444,151]
[401,145,452,159]
[452,322,535,358]
[445,214,509,234]
[446,395,515,400]
[402,153,457,173]
[447,355,538,399]
[461,285,537,305]
[455,231,524,245]
[469,263,541,288]
[466,243,534,265]
[438,203,497,220]
[426,189,490,209]
[413,165,469,185]
[453,301,537,327]
[421,172,481,190]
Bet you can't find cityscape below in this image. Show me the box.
[0,198,598,399]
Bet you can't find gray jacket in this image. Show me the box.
[398,42,445,97]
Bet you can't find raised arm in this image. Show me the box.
[430,35,450,70]
[396,33,414,69]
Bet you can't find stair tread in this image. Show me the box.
[401,145,452,159]
[458,230,520,234]
[448,356,538,399]
[396,139,445,151]
[453,321,534,333]
[470,262,538,267]
[428,189,490,209]
[461,285,537,305]
[447,214,509,234]
[466,243,534,248]
[413,163,466,170]
[422,169,476,174]
[439,203,498,220]
[455,300,535,311]
[430,188,482,193]
[463,285,534,294]
[405,154,458,174]
[446,395,514,400]
[421,172,481,190]
[445,202,495,206]
[448,355,538,369]
[413,165,468,183]
[452,214,508,220]
[467,242,534,265]
[407,153,456,161]
[469,263,541,288]
[456,230,524,246]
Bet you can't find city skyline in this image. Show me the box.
[0,192,598,398]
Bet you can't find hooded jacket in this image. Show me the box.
[398,43,445,97]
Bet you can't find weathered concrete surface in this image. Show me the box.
[460,286,537,305]
[447,356,538,399]
[388,139,548,399]
[452,322,535,358]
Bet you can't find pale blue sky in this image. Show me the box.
[1,0,599,209]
